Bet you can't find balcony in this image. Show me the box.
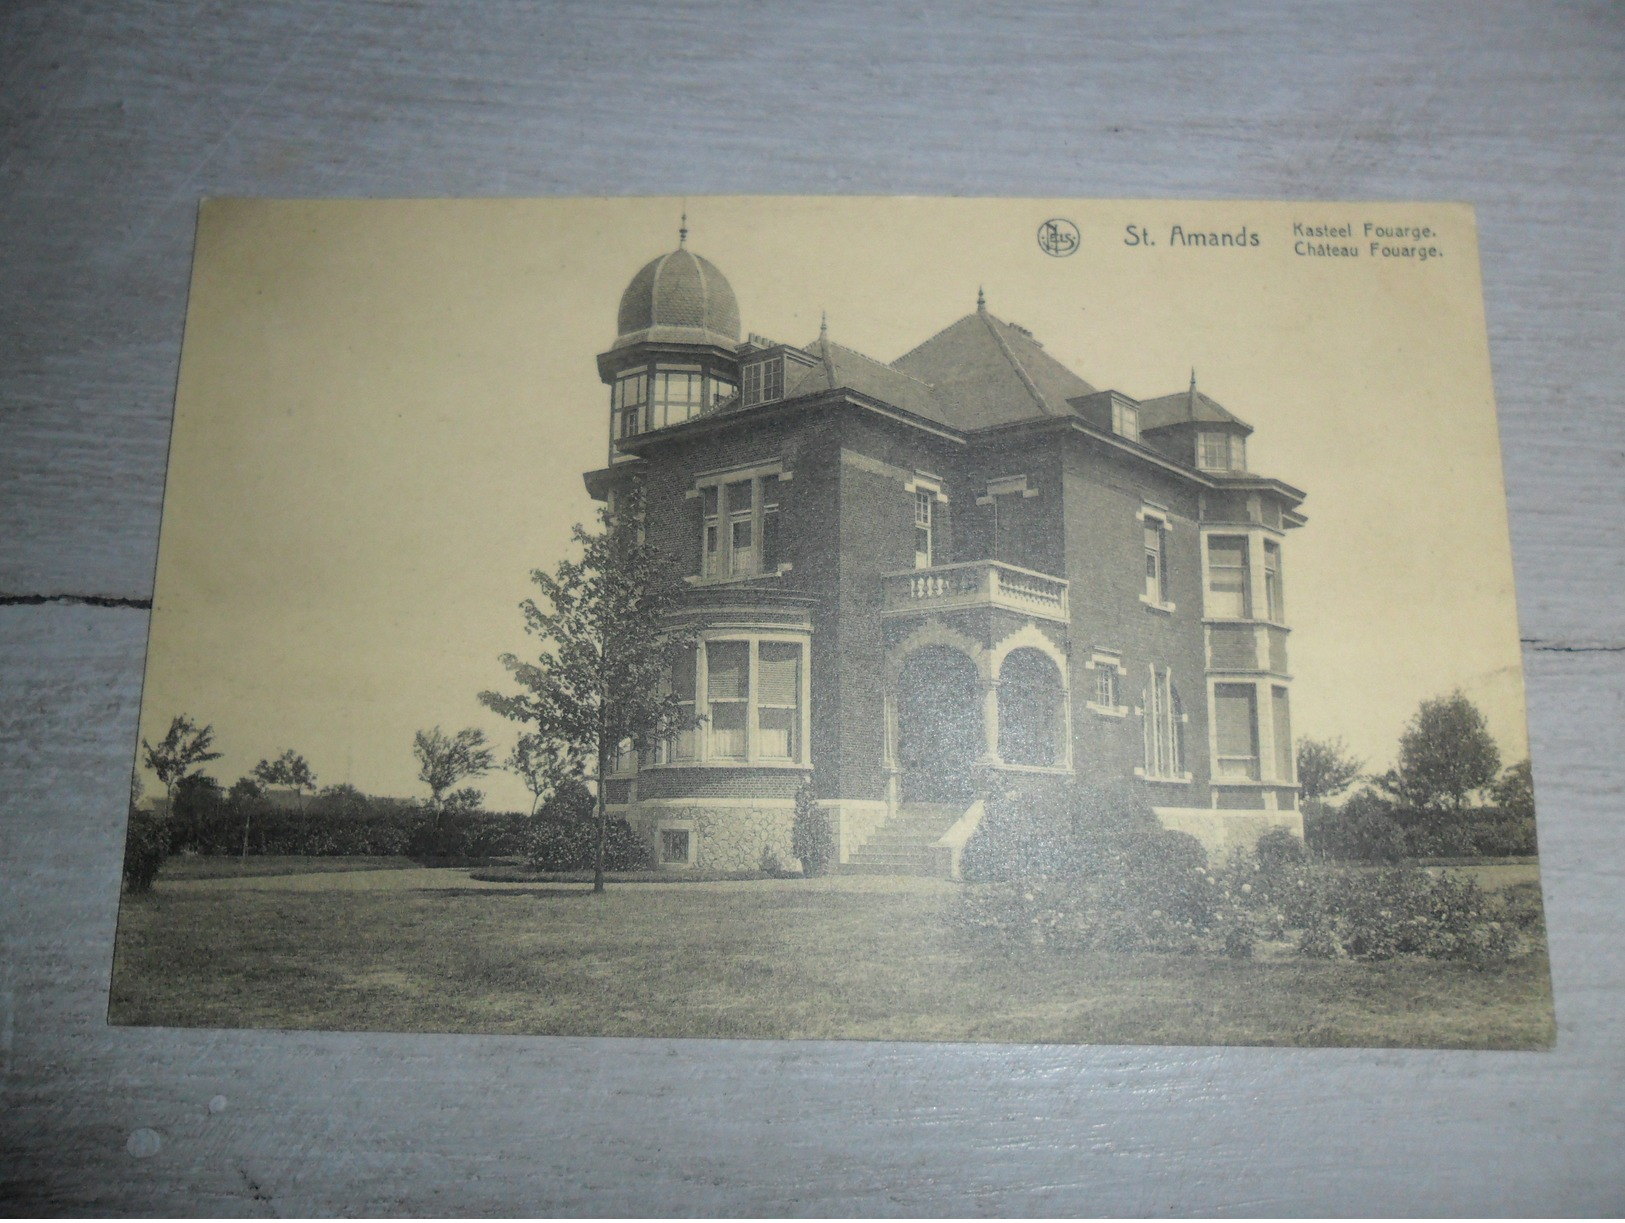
[882,560,1069,624]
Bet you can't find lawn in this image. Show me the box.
[108,864,1555,1049]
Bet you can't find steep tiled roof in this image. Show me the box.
[1138,387,1252,433]
[786,335,952,426]
[614,246,741,349]
[889,307,1097,429]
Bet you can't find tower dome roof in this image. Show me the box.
[614,244,741,350]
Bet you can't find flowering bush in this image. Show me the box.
[953,787,1540,965]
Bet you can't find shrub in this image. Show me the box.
[791,781,833,877]
[122,807,168,893]
[954,779,1231,955]
[1305,788,1407,863]
[1291,866,1515,962]
[524,814,650,873]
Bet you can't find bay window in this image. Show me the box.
[1272,685,1293,782]
[756,643,801,760]
[1214,682,1260,780]
[706,641,750,759]
[1206,534,1251,618]
[1263,540,1284,621]
[656,635,810,767]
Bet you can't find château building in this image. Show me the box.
[584,229,1307,873]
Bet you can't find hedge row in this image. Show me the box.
[1303,790,1537,863]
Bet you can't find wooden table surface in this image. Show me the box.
[3,2,1622,1214]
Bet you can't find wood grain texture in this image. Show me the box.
[2,1,1622,1213]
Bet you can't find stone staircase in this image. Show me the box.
[841,803,967,876]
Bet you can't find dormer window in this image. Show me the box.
[741,356,784,407]
[1198,430,1246,472]
[1112,400,1140,442]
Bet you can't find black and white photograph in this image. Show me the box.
[108,196,1552,1049]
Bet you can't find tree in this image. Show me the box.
[228,776,267,861]
[1491,758,1535,821]
[412,726,495,830]
[506,733,580,817]
[251,749,317,811]
[1295,736,1364,805]
[1379,689,1501,813]
[141,715,223,810]
[480,484,697,892]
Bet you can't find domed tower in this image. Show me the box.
[598,221,742,464]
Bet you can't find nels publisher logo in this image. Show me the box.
[1036,218,1080,257]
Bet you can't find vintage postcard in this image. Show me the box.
[111,197,1553,1048]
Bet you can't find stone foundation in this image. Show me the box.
[1154,806,1305,864]
[632,800,799,873]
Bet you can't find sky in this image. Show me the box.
[137,197,1530,809]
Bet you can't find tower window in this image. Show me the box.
[708,375,738,409]
[651,368,703,429]
[1198,431,1246,472]
[613,371,648,440]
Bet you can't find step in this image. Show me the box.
[838,851,942,870]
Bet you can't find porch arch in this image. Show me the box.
[891,644,985,805]
[997,647,1069,768]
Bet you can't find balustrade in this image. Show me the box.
[883,560,1069,622]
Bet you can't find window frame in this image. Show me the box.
[1205,533,1252,619]
[1138,664,1190,782]
[655,819,698,868]
[1084,649,1129,718]
[1212,681,1262,781]
[904,473,946,571]
[612,369,649,443]
[651,630,813,769]
[690,462,792,582]
[1136,506,1176,613]
[1112,400,1140,442]
[741,355,785,407]
[1263,539,1284,623]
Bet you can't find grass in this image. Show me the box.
[108,861,1555,1048]
[159,854,420,881]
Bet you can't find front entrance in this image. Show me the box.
[895,645,983,805]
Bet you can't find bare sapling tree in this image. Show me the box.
[141,714,224,811]
[506,733,580,817]
[413,726,495,832]
[480,484,697,892]
[251,749,318,811]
